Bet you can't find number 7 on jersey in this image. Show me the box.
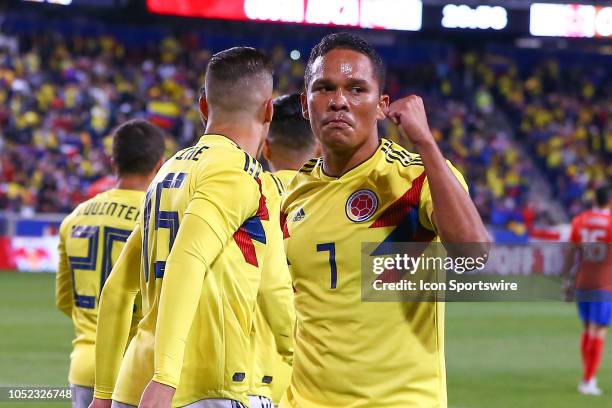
[317,242,337,289]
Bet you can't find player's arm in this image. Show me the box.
[149,164,261,391]
[258,225,295,364]
[55,218,74,317]
[561,218,581,301]
[387,95,490,252]
[93,225,142,401]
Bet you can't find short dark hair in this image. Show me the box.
[205,47,273,112]
[595,186,609,207]
[112,119,165,176]
[269,93,315,152]
[305,32,385,91]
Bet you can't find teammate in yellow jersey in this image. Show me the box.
[90,47,278,408]
[56,119,166,408]
[249,171,295,408]
[262,93,320,189]
[279,33,490,408]
[248,93,318,407]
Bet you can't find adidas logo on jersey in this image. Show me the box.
[292,208,306,222]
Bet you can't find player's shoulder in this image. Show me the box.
[107,188,145,208]
[297,157,322,176]
[571,211,587,225]
[572,210,595,227]
[577,209,612,226]
[260,172,282,199]
[273,169,298,193]
[377,139,427,180]
[284,158,322,194]
[59,193,100,232]
[377,138,467,193]
[380,138,423,167]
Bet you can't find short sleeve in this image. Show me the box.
[418,160,469,231]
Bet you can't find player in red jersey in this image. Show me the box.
[565,186,612,395]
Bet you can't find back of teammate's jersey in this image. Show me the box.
[56,188,144,387]
[570,209,612,291]
[113,134,268,406]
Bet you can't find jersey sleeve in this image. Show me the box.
[257,223,295,364]
[418,160,469,232]
[94,225,142,400]
[153,161,261,388]
[55,216,74,318]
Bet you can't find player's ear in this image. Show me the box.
[263,98,274,124]
[110,158,118,176]
[376,94,390,120]
[300,92,309,120]
[262,139,271,162]
[155,157,164,172]
[199,96,209,121]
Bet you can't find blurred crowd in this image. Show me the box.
[0,31,609,236]
[383,50,610,236]
[0,33,304,214]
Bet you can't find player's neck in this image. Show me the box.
[268,152,304,172]
[205,121,262,158]
[116,174,152,192]
[322,136,380,177]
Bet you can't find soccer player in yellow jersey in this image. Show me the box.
[279,33,490,408]
[56,119,165,408]
[90,47,278,408]
[248,94,318,407]
[263,93,320,189]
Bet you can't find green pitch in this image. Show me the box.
[0,273,610,408]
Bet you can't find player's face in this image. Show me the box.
[304,49,387,152]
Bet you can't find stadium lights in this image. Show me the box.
[244,0,424,30]
[530,3,612,38]
[23,0,73,4]
[148,0,423,31]
[441,4,508,30]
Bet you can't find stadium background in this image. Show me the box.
[0,0,610,406]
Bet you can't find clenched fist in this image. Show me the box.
[384,95,435,148]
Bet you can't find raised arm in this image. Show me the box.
[386,95,490,252]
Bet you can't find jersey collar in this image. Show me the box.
[318,139,385,182]
[198,134,240,149]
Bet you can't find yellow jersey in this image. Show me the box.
[279,139,467,408]
[248,172,295,400]
[268,169,299,405]
[56,188,144,387]
[272,169,297,193]
[94,135,270,407]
